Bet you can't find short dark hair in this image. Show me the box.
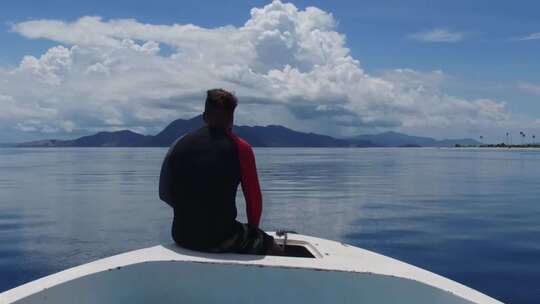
[205,89,238,112]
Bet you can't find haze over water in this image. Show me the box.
[0,147,539,303]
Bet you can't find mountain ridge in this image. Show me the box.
[347,131,480,147]
[16,115,480,148]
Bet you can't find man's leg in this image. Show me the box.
[227,223,277,255]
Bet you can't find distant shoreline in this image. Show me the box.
[3,145,538,149]
[455,144,540,148]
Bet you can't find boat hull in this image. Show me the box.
[0,233,503,304]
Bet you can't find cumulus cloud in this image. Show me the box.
[409,28,465,43]
[0,0,521,139]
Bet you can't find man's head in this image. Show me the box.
[203,89,238,129]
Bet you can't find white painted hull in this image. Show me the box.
[0,233,503,304]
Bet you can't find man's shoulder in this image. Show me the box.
[229,132,253,152]
[170,133,190,149]
[171,127,205,148]
[236,136,251,148]
[168,132,195,156]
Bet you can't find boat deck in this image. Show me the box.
[0,233,503,304]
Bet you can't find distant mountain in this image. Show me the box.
[16,140,65,147]
[147,115,205,146]
[234,125,348,147]
[16,116,481,148]
[348,131,436,147]
[347,131,481,147]
[0,143,16,148]
[19,130,151,147]
[18,115,349,148]
[64,130,151,147]
[143,115,348,147]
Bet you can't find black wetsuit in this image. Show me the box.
[159,125,273,253]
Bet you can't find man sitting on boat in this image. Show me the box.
[159,89,276,255]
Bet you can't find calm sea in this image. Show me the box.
[0,147,539,303]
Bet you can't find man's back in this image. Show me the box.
[160,126,241,250]
[159,89,275,255]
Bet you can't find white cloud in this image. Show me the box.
[518,82,540,95]
[409,28,465,43]
[17,45,74,85]
[518,32,540,41]
[0,0,528,140]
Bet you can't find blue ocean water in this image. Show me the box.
[0,147,539,303]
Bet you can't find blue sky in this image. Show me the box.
[1,0,539,142]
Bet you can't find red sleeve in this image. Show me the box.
[226,131,262,227]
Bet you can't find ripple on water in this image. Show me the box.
[0,148,539,304]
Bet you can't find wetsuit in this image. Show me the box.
[159,125,273,254]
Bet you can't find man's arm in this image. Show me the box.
[159,145,176,208]
[227,131,262,227]
[159,136,186,208]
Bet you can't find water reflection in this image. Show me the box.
[0,147,539,303]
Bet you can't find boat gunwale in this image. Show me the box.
[0,233,504,304]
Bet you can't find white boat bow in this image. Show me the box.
[0,233,503,304]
